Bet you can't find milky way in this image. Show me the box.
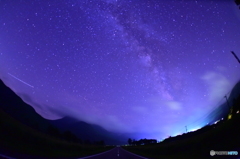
[0,0,240,140]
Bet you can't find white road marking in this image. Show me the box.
[0,153,16,159]
[121,147,148,159]
[78,147,116,159]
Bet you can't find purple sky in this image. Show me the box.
[0,0,240,140]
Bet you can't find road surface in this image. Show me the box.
[1,147,149,159]
[78,147,149,159]
[0,153,16,159]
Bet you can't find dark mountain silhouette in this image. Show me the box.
[0,79,51,132]
[207,80,240,124]
[0,79,127,145]
[49,116,128,145]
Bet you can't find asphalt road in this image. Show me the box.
[78,147,149,159]
[0,147,148,159]
[0,153,16,159]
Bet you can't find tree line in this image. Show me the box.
[128,138,157,146]
[46,125,105,146]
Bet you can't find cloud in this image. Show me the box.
[13,93,63,120]
[59,101,134,133]
[201,71,230,102]
[166,101,182,110]
[97,115,133,132]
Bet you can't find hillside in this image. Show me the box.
[0,79,127,145]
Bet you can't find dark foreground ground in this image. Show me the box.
[0,108,114,159]
[122,113,240,159]
[1,95,240,159]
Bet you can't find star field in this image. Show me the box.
[0,0,240,140]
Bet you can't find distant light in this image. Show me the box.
[228,114,232,120]
[221,118,224,120]
[214,120,220,124]
[237,111,239,114]
[189,127,201,132]
[172,133,180,137]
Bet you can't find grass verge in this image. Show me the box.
[0,109,114,158]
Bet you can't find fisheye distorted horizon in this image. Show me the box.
[0,0,240,140]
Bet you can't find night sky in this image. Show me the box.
[0,0,240,140]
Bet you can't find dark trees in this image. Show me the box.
[128,138,157,146]
[46,125,81,143]
[47,125,61,138]
[94,140,105,146]
[128,138,132,145]
[63,130,79,143]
